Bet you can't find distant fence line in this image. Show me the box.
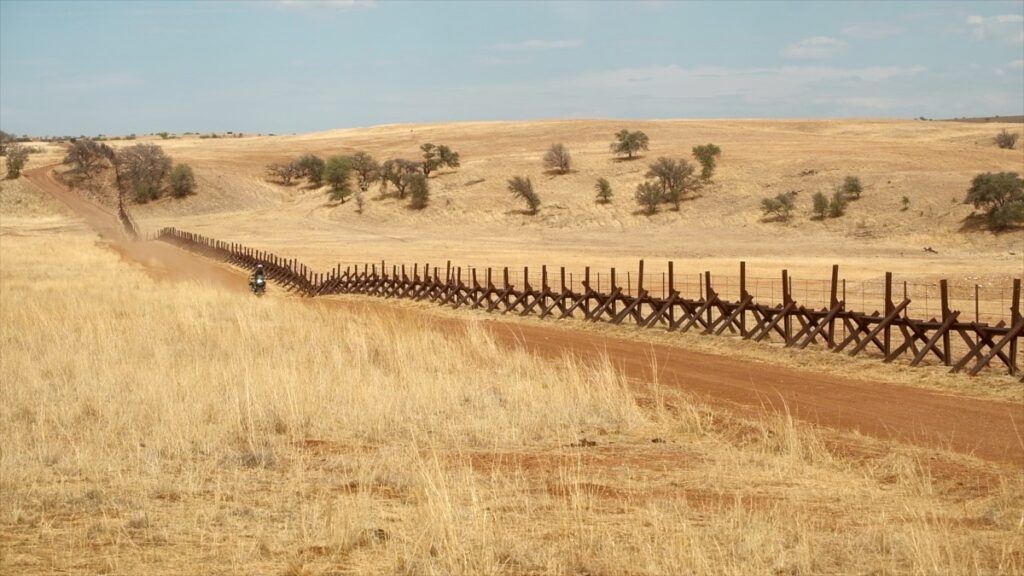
[153,227,1022,379]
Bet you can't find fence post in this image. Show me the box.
[782,269,791,343]
[1011,279,1021,374]
[940,280,952,367]
[705,271,714,328]
[829,264,839,349]
[638,260,645,294]
[975,284,980,323]
[884,272,893,357]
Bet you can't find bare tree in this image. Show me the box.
[266,161,302,185]
[543,143,572,173]
[114,144,172,202]
[63,138,114,177]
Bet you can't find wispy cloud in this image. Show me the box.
[782,36,847,60]
[841,23,905,39]
[966,14,1024,43]
[1008,59,1024,69]
[490,39,582,51]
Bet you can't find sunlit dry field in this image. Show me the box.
[2,170,1023,575]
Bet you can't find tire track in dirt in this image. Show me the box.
[27,167,1024,467]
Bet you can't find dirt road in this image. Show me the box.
[27,168,1024,467]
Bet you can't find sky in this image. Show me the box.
[1,0,1022,136]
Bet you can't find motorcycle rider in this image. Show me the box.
[251,265,267,292]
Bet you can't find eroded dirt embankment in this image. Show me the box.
[24,167,1024,467]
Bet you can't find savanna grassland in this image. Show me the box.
[2,156,1023,575]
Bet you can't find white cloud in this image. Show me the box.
[1007,59,1024,69]
[841,23,905,38]
[782,36,847,60]
[490,39,582,51]
[966,14,1024,43]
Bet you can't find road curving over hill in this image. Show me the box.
[27,167,1024,468]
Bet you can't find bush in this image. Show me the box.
[324,156,354,201]
[543,143,572,174]
[296,154,326,186]
[828,191,847,217]
[168,164,196,198]
[965,172,1024,230]
[760,191,796,220]
[610,129,649,160]
[408,174,430,209]
[645,157,698,209]
[594,177,613,203]
[507,176,540,214]
[266,161,302,185]
[420,143,460,177]
[994,129,1019,150]
[380,159,420,198]
[812,192,829,219]
[63,138,114,177]
[355,191,366,214]
[840,175,863,200]
[349,152,381,191]
[634,181,663,214]
[900,196,910,211]
[691,144,721,180]
[5,144,29,178]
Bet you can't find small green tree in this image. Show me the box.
[380,158,420,198]
[610,129,649,160]
[349,151,381,191]
[828,191,848,217]
[168,164,196,198]
[760,192,796,221]
[965,172,1024,230]
[595,177,613,203]
[324,156,354,201]
[691,143,721,180]
[994,129,1019,150]
[408,173,430,209]
[296,154,326,186]
[543,143,572,173]
[420,143,460,176]
[5,144,28,178]
[812,191,829,219]
[634,181,663,214]
[840,175,863,200]
[645,157,698,210]
[507,176,540,214]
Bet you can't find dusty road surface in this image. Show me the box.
[28,167,1024,467]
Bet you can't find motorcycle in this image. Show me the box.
[250,275,267,297]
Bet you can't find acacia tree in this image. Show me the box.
[594,177,613,203]
[840,175,863,200]
[349,152,381,191]
[324,156,354,201]
[543,143,572,173]
[645,157,698,209]
[610,129,649,160]
[634,181,662,214]
[420,143,460,176]
[115,143,172,202]
[5,144,29,179]
[966,172,1024,229]
[380,159,421,198]
[691,143,721,180]
[507,176,540,214]
[63,138,114,177]
[296,154,326,186]
[760,192,796,221]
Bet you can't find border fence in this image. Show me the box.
[154,227,1022,379]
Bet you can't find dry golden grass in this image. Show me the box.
[2,216,1023,574]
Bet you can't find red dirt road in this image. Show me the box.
[26,168,1024,467]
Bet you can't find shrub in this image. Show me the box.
[595,177,613,203]
[812,191,829,219]
[691,144,721,180]
[408,174,430,209]
[507,176,540,214]
[266,161,302,185]
[296,154,326,186]
[900,196,910,211]
[420,143,460,176]
[760,191,796,220]
[828,191,848,218]
[994,129,1019,150]
[157,132,170,140]
[349,152,381,191]
[5,144,29,178]
[645,157,698,209]
[324,156,354,201]
[355,191,366,214]
[380,159,420,198]
[610,129,649,160]
[634,181,663,215]
[168,164,196,198]
[543,143,572,174]
[965,172,1024,230]
[840,175,863,200]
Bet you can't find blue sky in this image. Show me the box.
[1,0,1022,136]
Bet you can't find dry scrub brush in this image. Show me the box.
[1,232,1022,575]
